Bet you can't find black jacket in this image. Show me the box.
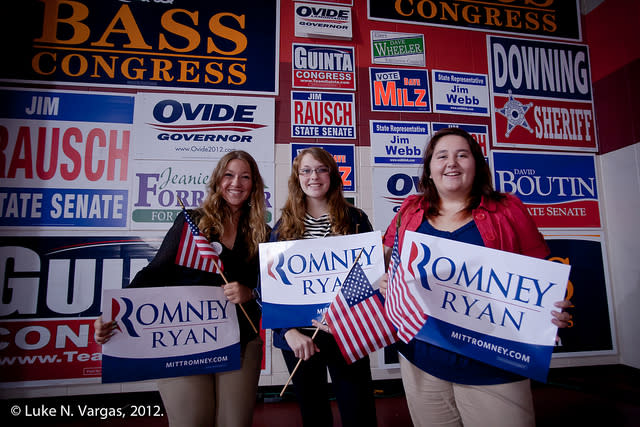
[129,210,263,345]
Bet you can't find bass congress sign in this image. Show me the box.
[2,0,279,94]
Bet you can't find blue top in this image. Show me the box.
[397,218,525,385]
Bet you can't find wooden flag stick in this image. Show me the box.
[178,198,258,334]
[279,248,366,397]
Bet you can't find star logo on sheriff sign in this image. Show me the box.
[496,90,534,137]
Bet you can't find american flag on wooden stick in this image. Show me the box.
[175,205,223,274]
[326,262,397,364]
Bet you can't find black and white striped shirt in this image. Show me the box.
[302,213,331,239]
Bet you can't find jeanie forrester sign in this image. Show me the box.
[402,231,570,382]
[101,286,240,383]
[259,231,385,329]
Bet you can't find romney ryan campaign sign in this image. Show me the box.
[401,231,570,382]
[259,232,385,329]
[101,286,240,383]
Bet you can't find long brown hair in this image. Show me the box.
[277,147,352,240]
[197,150,268,258]
[419,127,503,218]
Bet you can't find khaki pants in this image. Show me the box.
[400,356,535,427]
[157,337,262,427]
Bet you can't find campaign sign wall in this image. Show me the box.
[130,160,275,230]
[371,167,421,232]
[294,2,352,40]
[101,286,240,383]
[291,92,356,139]
[544,235,615,356]
[133,93,275,161]
[291,143,355,192]
[259,232,385,329]
[402,231,570,382]
[0,235,159,385]
[492,151,600,228]
[292,43,356,91]
[487,36,597,152]
[371,31,425,67]
[432,70,490,116]
[432,122,490,159]
[369,121,429,166]
[370,67,430,112]
[1,0,279,94]
[0,89,133,228]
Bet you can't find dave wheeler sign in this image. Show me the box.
[402,231,570,382]
[101,286,240,383]
[259,232,385,329]
[492,151,600,228]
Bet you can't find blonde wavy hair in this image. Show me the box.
[277,147,352,240]
[197,150,268,258]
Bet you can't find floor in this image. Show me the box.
[2,365,638,426]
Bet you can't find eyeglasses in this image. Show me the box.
[299,167,330,176]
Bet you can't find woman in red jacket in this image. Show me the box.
[381,127,572,427]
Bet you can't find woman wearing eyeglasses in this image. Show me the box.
[269,147,377,427]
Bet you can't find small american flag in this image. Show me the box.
[385,228,428,343]
[326,262,397,364]
[175,207,223,274]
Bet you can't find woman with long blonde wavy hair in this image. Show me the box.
[95,150,269,427]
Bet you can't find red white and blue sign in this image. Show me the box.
[0,235,159,384]
[259,232,385,329]
[291,143,355,191]
[492,151,601,228]
[402,231,570,382]
[369,67,430,112]
[291,91,356,139]
[292,43,356,91]
[133,92,275,162]
[0,89,133,228]
[487,36,597,152]
[101,286,241,383]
